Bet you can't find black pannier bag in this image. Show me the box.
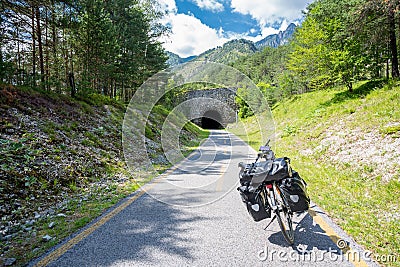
[239,168,252,186]
[238,186,271,222]
[267,157,291,181]
[239,161,272,188]
[279,171,310,213]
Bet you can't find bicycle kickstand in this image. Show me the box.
[264,215,276,230]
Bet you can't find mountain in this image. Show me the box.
[194,39,258,64]
[165,51,196,66]
[166,23,297,66]
[255,23,296,49]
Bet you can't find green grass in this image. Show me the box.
[181,122,210,155]
[21,189,130,263]
[229,80,400,267]
[146,104,210,163]
[1,84,210,266]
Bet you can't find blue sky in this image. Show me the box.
[176,1,262,37]
[159,0,313,58]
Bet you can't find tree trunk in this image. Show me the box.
[69,72,76,97]
[17,27,21,85]
[45,5,50,91]
[62,2,69,92]
[387,59,390,79]
[389,6,400,78]
[51,1,60,93]
[35,6,45,87]
[347,82,353,92]
[31,7,36,86]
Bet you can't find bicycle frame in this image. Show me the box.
[263,182,279,212]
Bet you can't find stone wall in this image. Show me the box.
[185,88,237,127]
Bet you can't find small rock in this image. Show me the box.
[3,235,13,241]
[24,227,32,232]
[26,220,35,226]
[34,212,41,219]
[3,258,16,266]
[48,222,56,229]
[42,235,52,242]
[57,213,67,218]
[5,128,15,134]
[9,108,18,115]
[47,208,55,215]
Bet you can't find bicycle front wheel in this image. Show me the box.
[274,184,294,245]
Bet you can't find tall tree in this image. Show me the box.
[387,0,399,77]
[1,0,169,99]
[355,0,399,79]
[311,0,367,90]
[35,5,45,86]
[287,15,333,91]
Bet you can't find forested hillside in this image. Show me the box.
[165,51,196,67]
[231,0,400,115]
[0,0,168,100]
[190,39,257,65]
[168,23,296,66]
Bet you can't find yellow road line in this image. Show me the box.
[215,164,226,192]
[215,149,229,192]
[35,141,205,266]
[35,187,149,267]
[308,209,369,267]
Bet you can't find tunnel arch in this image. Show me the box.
[185,88,237,128]
[201,110,224,129]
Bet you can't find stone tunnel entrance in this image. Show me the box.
[201,110,224,129]
[185,88,237,129]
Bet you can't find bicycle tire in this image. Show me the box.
[274,184,294,245]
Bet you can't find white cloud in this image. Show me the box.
[239,19,290,43]
[157,0,311,57]
[158,0,177,13]
[279,20,289,31]
[193,0,224,12]
[260,27,279,38]
[258,20,289,38]
[160,13,229,57]
[230,0,309,27]
[159,12,292,57]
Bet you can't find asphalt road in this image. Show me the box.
[31,130,379,267]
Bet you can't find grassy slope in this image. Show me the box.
[231,80,400,266]
[0,84,208,266]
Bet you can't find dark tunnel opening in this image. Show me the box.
[201,110,224,129]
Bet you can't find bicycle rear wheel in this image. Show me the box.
[274,184,294,245]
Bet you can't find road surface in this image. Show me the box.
[31,130,378,267]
